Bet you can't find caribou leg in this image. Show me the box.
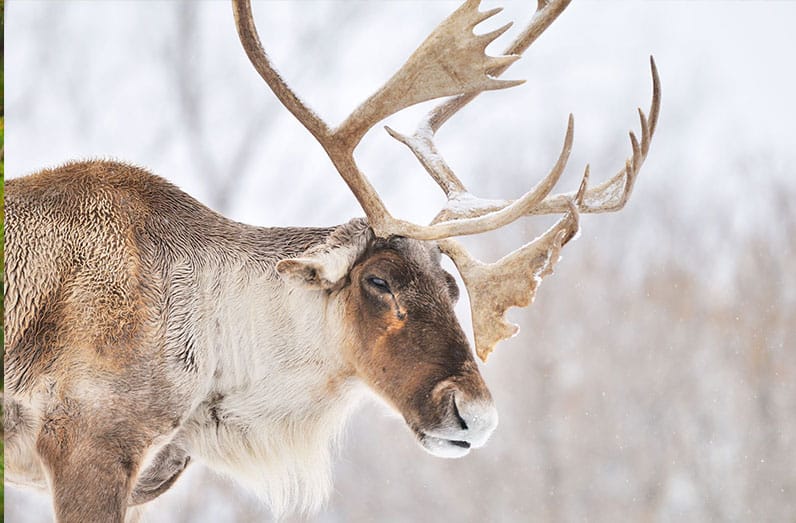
[36,399,149,523]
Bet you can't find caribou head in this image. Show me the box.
[279,226,496,456]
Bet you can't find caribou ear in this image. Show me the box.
[277,218,372,290]
[276,255,351,290]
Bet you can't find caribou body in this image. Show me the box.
[4,0,659,521]
[4,161,496,519]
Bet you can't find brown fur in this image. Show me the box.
[343,238,490,433]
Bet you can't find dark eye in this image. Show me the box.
[366,276,391,293]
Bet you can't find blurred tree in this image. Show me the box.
[170,3,269,213]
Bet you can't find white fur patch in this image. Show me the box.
[178,264,367,517]
[183,383,364,516]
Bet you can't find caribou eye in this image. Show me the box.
[366,276,391,293]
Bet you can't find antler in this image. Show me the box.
[438,189,585,361]
[390,57,661,223]
[232,0,660,361]
[383,5,660,361]
[232,0,569,240]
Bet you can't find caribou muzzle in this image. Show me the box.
[411,385,498,458]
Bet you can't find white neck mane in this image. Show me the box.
[177,264,366,516]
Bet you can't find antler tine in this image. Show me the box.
[432,115,574,225]
[334,0,525,149]
[426,0,573,133]
[440,198,580,362]
[530,56,661,215]
[386,114,574,228]
[417,56,661,221]
[385,123,468,199]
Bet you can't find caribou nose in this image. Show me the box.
[452,392,498,449]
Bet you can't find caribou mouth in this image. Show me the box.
[413,428,472,459]
[408,392,498,458]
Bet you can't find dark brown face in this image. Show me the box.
[344,237,497,458]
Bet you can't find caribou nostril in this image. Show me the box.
[451,394,468,430]
[450,439,470,449]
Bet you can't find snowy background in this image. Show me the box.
[5,1,796,521]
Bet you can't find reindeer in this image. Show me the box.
[3,0,660,521]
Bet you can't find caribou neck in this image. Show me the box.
[184,225,362,421]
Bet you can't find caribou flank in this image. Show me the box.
[3,0,660,521]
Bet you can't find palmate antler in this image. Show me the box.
[232,0,660,361]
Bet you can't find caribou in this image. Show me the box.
[3,0,660,521]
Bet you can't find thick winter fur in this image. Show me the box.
[4,160,496,521]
